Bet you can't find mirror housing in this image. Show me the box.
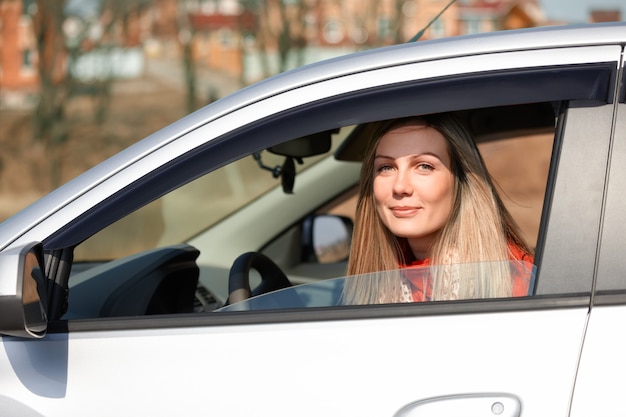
[268,130,334,158]
[0,242,48,338]
[302,214,353,264]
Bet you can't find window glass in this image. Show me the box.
[219,260,537,311]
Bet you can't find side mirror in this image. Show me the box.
[302,215,353,264]
[0,242,48,338]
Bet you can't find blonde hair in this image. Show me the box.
[343,114,532,304]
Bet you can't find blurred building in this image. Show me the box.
[456,0,546,34]
[5,0,621,108]
[590,9,621,23]
[176,0,550,83]
[185,0,255,75]
[0,0,38,108]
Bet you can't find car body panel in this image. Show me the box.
[570,305,626,417]
[2,307,588,416]
[569,98,626,416]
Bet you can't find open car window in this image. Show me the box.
[65,103,555,320]
[73,130,349,262]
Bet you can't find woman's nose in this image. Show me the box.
[392,169,413,196]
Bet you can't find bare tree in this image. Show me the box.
[31,0,149,188]
[176,0,197,114]
[252,0,273,79]
[32,0,66,141]
[253,0,310,77]
[31,0,69,187]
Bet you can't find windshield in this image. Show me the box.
[218,260,536,312]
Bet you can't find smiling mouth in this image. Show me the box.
[390,207,420,217]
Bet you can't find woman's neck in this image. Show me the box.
[407,239,432,261]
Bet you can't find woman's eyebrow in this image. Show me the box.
[375,152,444,160]
[410,151,444,160]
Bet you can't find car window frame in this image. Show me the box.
[40,44,622,332]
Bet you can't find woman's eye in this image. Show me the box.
[417,163,434,171]
[376,164,394,173]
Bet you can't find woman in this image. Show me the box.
[343,113,534,304]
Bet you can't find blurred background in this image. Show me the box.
[0,0,624,223]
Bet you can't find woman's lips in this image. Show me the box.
[390,206,420,217]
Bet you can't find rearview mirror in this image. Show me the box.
[0,242,48,338]
[254,130,337,194]
[268,130,334,158]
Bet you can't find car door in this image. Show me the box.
[569,55,626,417]
[0,27,623,417]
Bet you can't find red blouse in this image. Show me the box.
[401,245,534,302]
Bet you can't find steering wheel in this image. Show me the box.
[227,252,292,305]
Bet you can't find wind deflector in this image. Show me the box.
[335,62,616,161]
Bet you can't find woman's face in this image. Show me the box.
[372,124,455,259]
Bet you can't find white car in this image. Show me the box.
[1,23,625,416]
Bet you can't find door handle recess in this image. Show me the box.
[394,393,521,417]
